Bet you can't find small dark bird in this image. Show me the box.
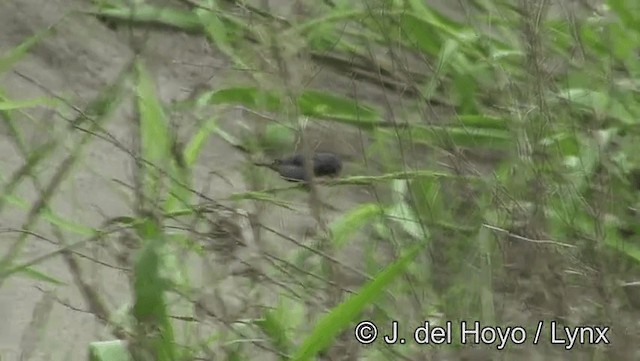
[254,152,343,182]
[275,164,310,182]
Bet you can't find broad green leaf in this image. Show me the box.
[607,237,640,264]
[86,5,201,32]
[453,71,479,113]
[396,13,443,56]
[405,0,465,32]
[298,90,381,124]
[262,123,296,151]
[607,0,640,34]
[540,132,581,158]
[204,87,281,112]
[204,87,383,126]
[406,124,512,149]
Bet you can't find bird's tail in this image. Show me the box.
[253,161,278,171]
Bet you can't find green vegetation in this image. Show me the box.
[2,0,640,360]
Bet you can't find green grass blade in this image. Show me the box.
[86,5,201,32]
[0,96,61,110]
[19,266,66,285]
[204,86,383,126]
[203,86,282,112]
[0,26,55,73]
[183,117,218,167]
[291,243,423,361]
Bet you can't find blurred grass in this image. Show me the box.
[2,0,640,360]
